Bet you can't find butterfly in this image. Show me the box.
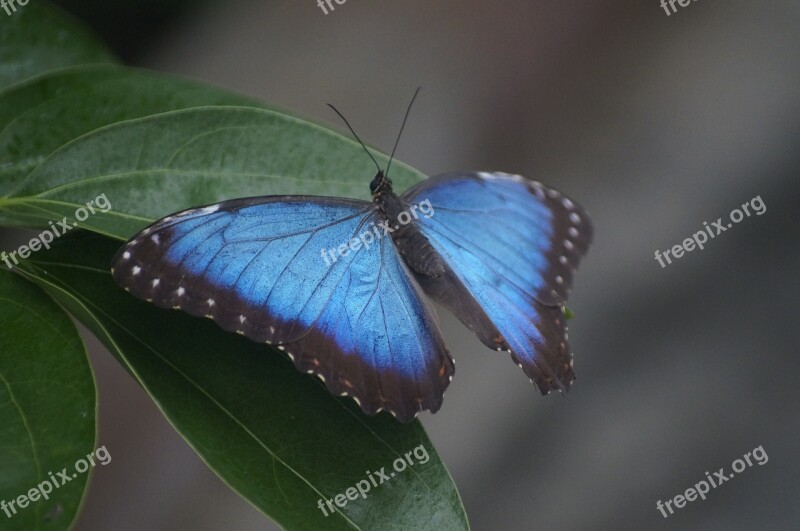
[110,103,592,423]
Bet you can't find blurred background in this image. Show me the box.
[3,0,798,529]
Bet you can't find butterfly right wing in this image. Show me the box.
[402,172,593,394]
[111,196,454,422]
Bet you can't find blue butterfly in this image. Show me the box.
[111,116,592,424]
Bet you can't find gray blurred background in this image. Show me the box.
[6,0,799,529]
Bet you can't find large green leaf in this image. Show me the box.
[0,106,426,237]
[0,3,115,92]
[0,269,96,531]
[0,2,116,196]
[16,232,469,530]
[0,66,268,196]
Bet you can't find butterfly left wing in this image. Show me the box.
[111,196,454,422]
[401,172,593,394]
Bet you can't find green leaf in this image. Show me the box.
[0,65,268,196]
[0,269,96,531]
[0,3,116,92]
[16,232,469,531]
[0,106,426,238]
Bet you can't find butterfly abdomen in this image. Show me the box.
[395,229,446,278]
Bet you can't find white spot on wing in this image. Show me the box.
[569,212,581,224]
[152,279,160,287]
[122,251,131,260]
[568,227,579,238]
[177,287,185,297]
[132,266,141,276]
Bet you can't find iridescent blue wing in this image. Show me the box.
[401,172,592,394]
[111,196,454,422]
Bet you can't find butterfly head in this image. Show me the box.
[370,170,393,197]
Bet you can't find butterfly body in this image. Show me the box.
[372,172,446,279]
[112,170,592,422]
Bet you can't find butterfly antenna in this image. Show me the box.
[385,86,421,178]
[327,103,382,174]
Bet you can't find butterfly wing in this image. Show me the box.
[111,196,454,422]
[401,172,593,393]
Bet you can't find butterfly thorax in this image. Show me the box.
[372,171,446,279]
